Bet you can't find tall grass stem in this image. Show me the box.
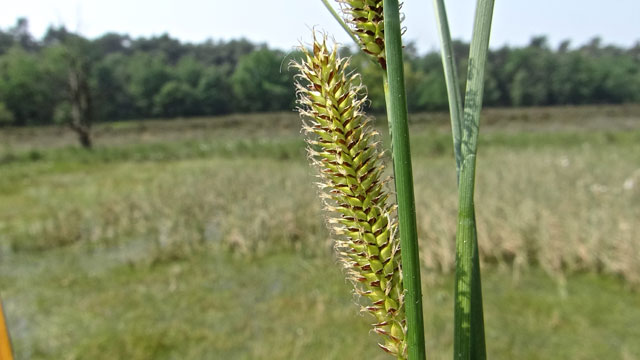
[432,0,463,177]
[453,0,494,359]
[432,0,487,358]
[383,1,426,359]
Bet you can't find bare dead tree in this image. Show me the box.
[66,51,93,148]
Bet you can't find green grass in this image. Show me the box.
[2,250,639,359]
[1,106,639,358]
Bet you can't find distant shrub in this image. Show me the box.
[0,102,14,126]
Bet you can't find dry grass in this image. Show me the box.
[1,158,327,263]
[1,106,639,285]
[414,145,640,285]
[2,104,640,152]
[1,106,640,358]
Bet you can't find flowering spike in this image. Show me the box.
[337,0,387,69]
[292,34,407,358]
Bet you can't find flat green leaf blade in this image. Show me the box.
[453,0,494,359]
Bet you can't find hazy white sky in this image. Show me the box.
[1,1,639,52]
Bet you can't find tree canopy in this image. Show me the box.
[0,18,639,126]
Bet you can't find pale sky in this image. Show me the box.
[1,1,639,53]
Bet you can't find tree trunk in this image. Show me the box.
[67,55,93,149]
[76,127,92,149]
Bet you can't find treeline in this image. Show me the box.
[1,18,639,127]
[0,18,295,127]
[360,36,640,112]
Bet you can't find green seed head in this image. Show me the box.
[292,34,407,358]
[337,0,387,69]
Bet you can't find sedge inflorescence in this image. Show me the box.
[292,35,406,358]
[337,0,387,69]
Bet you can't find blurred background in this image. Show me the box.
[0,1,639,359]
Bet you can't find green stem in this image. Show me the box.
[453,0,494,359]
[320,0,361,47]
[432,0,463,178]
[469,216,486,360]
[460,0,494,159]
[383,1,426,359]
[432,1,487,359]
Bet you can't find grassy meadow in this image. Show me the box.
[1,105,639,359]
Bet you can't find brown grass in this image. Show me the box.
[1,105,639,285]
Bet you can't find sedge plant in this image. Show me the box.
[309,0,494,358]
[432,0,495,359]
[324,1,427,358]
[293,35,407,358]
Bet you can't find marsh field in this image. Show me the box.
[1,105,639,359]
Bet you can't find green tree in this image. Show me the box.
[197,65,233,115]
[0,47,59,125]
[193,38,255,67]
[506,37,555,106]
[176,55,205,88]
[125,52,172,117]
[131,34,186,64]
[0,31,14,55]
[484,46,511,106]
[93,53,136,120]
[550,52,596,104]
[1,18,640,125]
[153,80,199,117]
[595,55,638,103]
[412,52,449,111]
[92,33,131,57]
[8,18,38,51]
[231,48,295,112]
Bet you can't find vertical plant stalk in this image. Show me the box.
[383,1,427,359]
[432,0,463,177]
[0,301,14,360]
[293,35,408,358]
[323,1,424,357]
[432,1,487,359]
[453,0,494,359]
